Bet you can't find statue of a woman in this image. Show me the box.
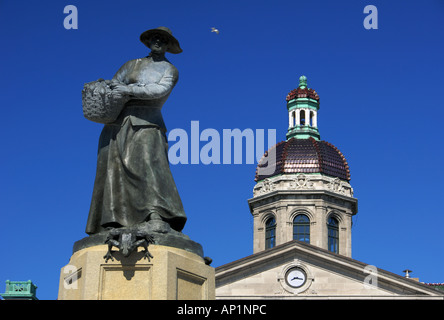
[85,27,187,235]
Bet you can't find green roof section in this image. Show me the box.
[0,280,38,300]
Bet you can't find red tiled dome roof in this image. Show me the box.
[286,87,320,102]
[255,137,350,182]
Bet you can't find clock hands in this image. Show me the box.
[286,268,307,288]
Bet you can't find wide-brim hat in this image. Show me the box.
[140,26,183,54]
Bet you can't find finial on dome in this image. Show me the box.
[299,75,307,89]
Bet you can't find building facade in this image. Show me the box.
[215,76,443,299]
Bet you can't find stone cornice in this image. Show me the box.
[248,188,358,215]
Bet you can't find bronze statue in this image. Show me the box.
[103,228,155,262]
[83,27,187,235]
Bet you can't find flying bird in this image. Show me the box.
[211,27,219,34]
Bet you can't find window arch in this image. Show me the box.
[327,216,339,253]
[293,214,310,243]
[265,217,276,249]
[300,110,306,126]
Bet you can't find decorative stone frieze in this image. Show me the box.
[253,174,353,198]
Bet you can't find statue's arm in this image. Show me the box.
[128,65,179,100]
[112,60,134,83]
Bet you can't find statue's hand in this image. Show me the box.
[110,82,131,96]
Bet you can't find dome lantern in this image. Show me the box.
[286,76,320,141]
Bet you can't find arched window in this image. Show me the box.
[265,217,276,249]
[293,214,310,243]
[327,217,339,253]
[300,110,306,126]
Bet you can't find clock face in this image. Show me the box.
[285,267,307,288]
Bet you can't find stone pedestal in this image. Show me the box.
[58,244,215,300]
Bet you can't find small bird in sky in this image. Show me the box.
[211,27,219,34]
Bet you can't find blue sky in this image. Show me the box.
[1,0,443,300]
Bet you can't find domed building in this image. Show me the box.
[251,75,356,257]
[215,76,443,299]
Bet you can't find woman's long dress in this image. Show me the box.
[85,56,187,234]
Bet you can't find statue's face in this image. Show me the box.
[149,34,169,54]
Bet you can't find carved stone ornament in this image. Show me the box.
[328,177,345,195]
[290,174,314,190]
[253,178,275,196]
[262,178,275,192]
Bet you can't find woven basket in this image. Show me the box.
[82,80,130,124]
